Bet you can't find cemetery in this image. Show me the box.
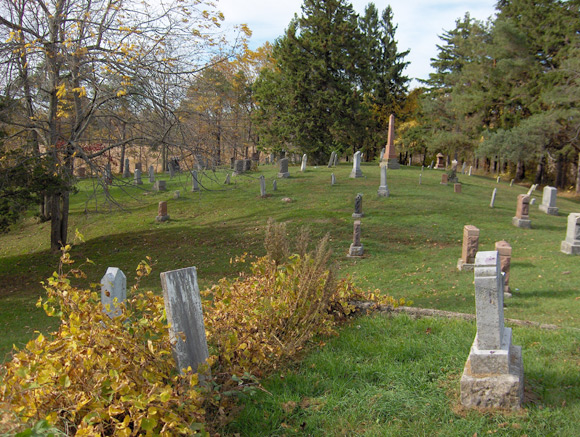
[1,160,579,435]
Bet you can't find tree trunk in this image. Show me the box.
[555,154,565,188]
[516,160,525,181]
[50,191,69,251]
[120,144,126,174]
[534,156,544,185]
[576,152,580,195]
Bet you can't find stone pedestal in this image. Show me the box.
[561,213,580,255]
[377,165,389,197]
[460,251,524,409]
[347,220,364,257]
[352,193,363,218]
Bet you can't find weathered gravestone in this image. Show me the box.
[135,162,142,172]
[123,158,131,178]
[76,167,86,179]
[300,154,307,172]
[168,162,175,179]
[134,169,143,185]
[333,152,339,167]
[331,173,336,186]
[379,148,385,162]
[539,186,558,215]
[259,175,266,197]
[233,160,245,175]
[105,163,112,184]
[469,166,472,176]
[490,188,497,208]
[440,173,448,185]
[530,198,536,206]
[328,151,336,168]
[451,159,458,172]
[244,159,252,172]
[495,240,512,296]
[272,180,277,191]
[497,176,501,183]
[224,173,231,185]
[191,170,200,192]
[512,194,531,228]
[510,179,514,187]
[460,251,524,409]
[377,165,389,197]
[101,267,126,318]
[154,180,167,192]
[160,266,210,376]
[148,166,155,183]
[347,220,364,257]
[435,153,445,169]
[454,183,462,193]
[352,193,363,218]
[350,151,363,178]
[278,158,290,178]
[457,225,479,271]
[419,173,422,185]
[462,162,467,174]
[560,213,580,255]
[381,114,400,169]
[156,201,169,222]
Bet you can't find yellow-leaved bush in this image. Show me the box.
[0,247,206,436]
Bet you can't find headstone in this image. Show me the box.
[331,173,336,186]
[160,266,210,376]
[350,151,363,178]
[490,188,497,208]
[333,152,339,167]
[169,161,176,179]
[497,176,501,183]
[512,194,531,228]
[300,154,307,172]
[530,198,536,205]
[435,153,445,169]
[230,157,235,169]
[154,180,167,192]
[510,179,514,187]
[457,225,479,271]
[244,159,252,172]
[191,170,200,192]
[105,163,112,184]
[381,114,400,169]
[347,220,364,257]
[133,169,143,185]
[495,241,512,296]
[421,165,424,172]
[430,160,434,169]
[233,159,245,175]
[451,159,458,171]
[272,180,277,191]
[135,162,142,172]
[379,148,385,162]
[419,173,422,185]
[277,158,290,178]
[526,185,535,196]
[76,167,86,178]
[174,190,180,199]
[328,151,336,168]
[440,173,448,185]
[538,186,558,215]
[377,165,389,197]
[352,193,363,218]
[469,166,472,176]
[460,251,524,409]
[123,159,130,178]
[259,175,266,197]
[101,267,126,318]
[454,183,462,193]
[156,201,169,222]
[148,165,155,183]
[224,173,230,185]
[407,159,411,167]
[462,162,467,174]
[195,154,204,171]
[560,213,580,255]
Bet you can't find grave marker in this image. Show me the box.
[350,151,363,178]
[454,183,462,193]
[435,153,445,169]
[156,201,170,222]
[490,188,497,208]
[512,194,531,228]
[123,158,131,178]
[331,173,336,186]
[440,173,448,185]
[300,154,307,172]
[224,173,231,185]
[381,114,400,168]
[560,213,580,255]
[133,169,143,185]
[148,166,155,183]
[457,225,479,271]
[328,151,336,168]
[352,193,364,218]
[101,267,126,318]
[277,158,290,178]
[233,160,245,175]
[538,186,558,215]
[495,240,512,296]
[191,171,200,192]
[377,165,389,197]
[272,180,277,191]
[347,220,364,257]
[260,175,266,197]
[154,180,167,192]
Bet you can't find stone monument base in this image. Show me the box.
[349,169,363,178]
[155,215,170,222]
[539,205,558,215]
[460,341,524,410]
[277,172,290,178]
[380,159,400,169]
[512,217,531,228]
[457,259,475,271]
[347,244,364,257]
[377,186,390,197]
[561,240,580,255]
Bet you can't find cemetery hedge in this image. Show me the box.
[1,163,580,435]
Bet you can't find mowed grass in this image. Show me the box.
[1,161,579,434]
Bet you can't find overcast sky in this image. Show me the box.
[218,0,498,87]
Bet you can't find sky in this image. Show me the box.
[218,0,498,87]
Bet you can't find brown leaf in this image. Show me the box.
[281,401,297,413]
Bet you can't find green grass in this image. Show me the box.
[1,162,579,433]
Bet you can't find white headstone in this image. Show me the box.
[350,151,363,178]
[377,165,389,197]
[468,166,472,176]
[101,267,126,318]
[331,173,336,186]
[490,188,497,208]
[561,213,580,255]
[272,180,277,191]
[260,175,266,197]
[134,169,143,185]
[300,154,307,172]
[148,165,155,183]
[539,186,558,215]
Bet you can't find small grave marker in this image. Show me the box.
[347,220,364,257]
[277,158,290,178]
[156,201,170,222]
[350,151,363,178]
[512,194,531,228]
[191,171,200,192]
[352,193,363,218]
[538,186,558,215]
[561,213,580,255]
[377,165,389,197]
[101,267,126,318]
[457,225,479,271]
[490,188,497,208]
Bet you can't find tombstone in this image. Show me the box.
[101,267,126,319]
[430,160,435,169]
[512,194,531,228]
[454,183,462,193]
[105,163,112,184]
[168,161,175,179]
[123,159,131,178]
[457,225,479,271]
[233,159,244,175]
[76,167,86,179]
[530,198,536,206]
[435,153,445,169]
[333,152,339,167]
[460,251,524,409]
[490,188,497,208]
[560,213,580,255]
[259,175,266,197]
[440,173,448,185]
[160,267,210,377]
[244,159,252,172]
[194,154,205,171]
[174,190,180,200]
[328,151,336,168]
[154,180,167,192]
[497,176,501,183]
[381,114,400,169]
[510,179,514,187]
[468,166,473,176]
[191,171,200,192]
[132,169,142,185]
[407,159,411,167]
[526,185,535,196]
[156,201,170,222]
[300,154,307,172]
[451,159,458,172]
[272,180,277,191]
[379,148,385,162]
[419,173,422,185]
[421,165,424,172]
[277,158,290,178]
[377,165,389,197]
[462,162,467,174]
[352,193,363,218]
[270,153,275,164]
[347,220,364,257]
[224,173,231,185]
[350,151,363,178]
[495,241,512,296]
[538,186,558,215]
[331,173,336,186]
[148,165,155,183]
[135,162,142,172]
